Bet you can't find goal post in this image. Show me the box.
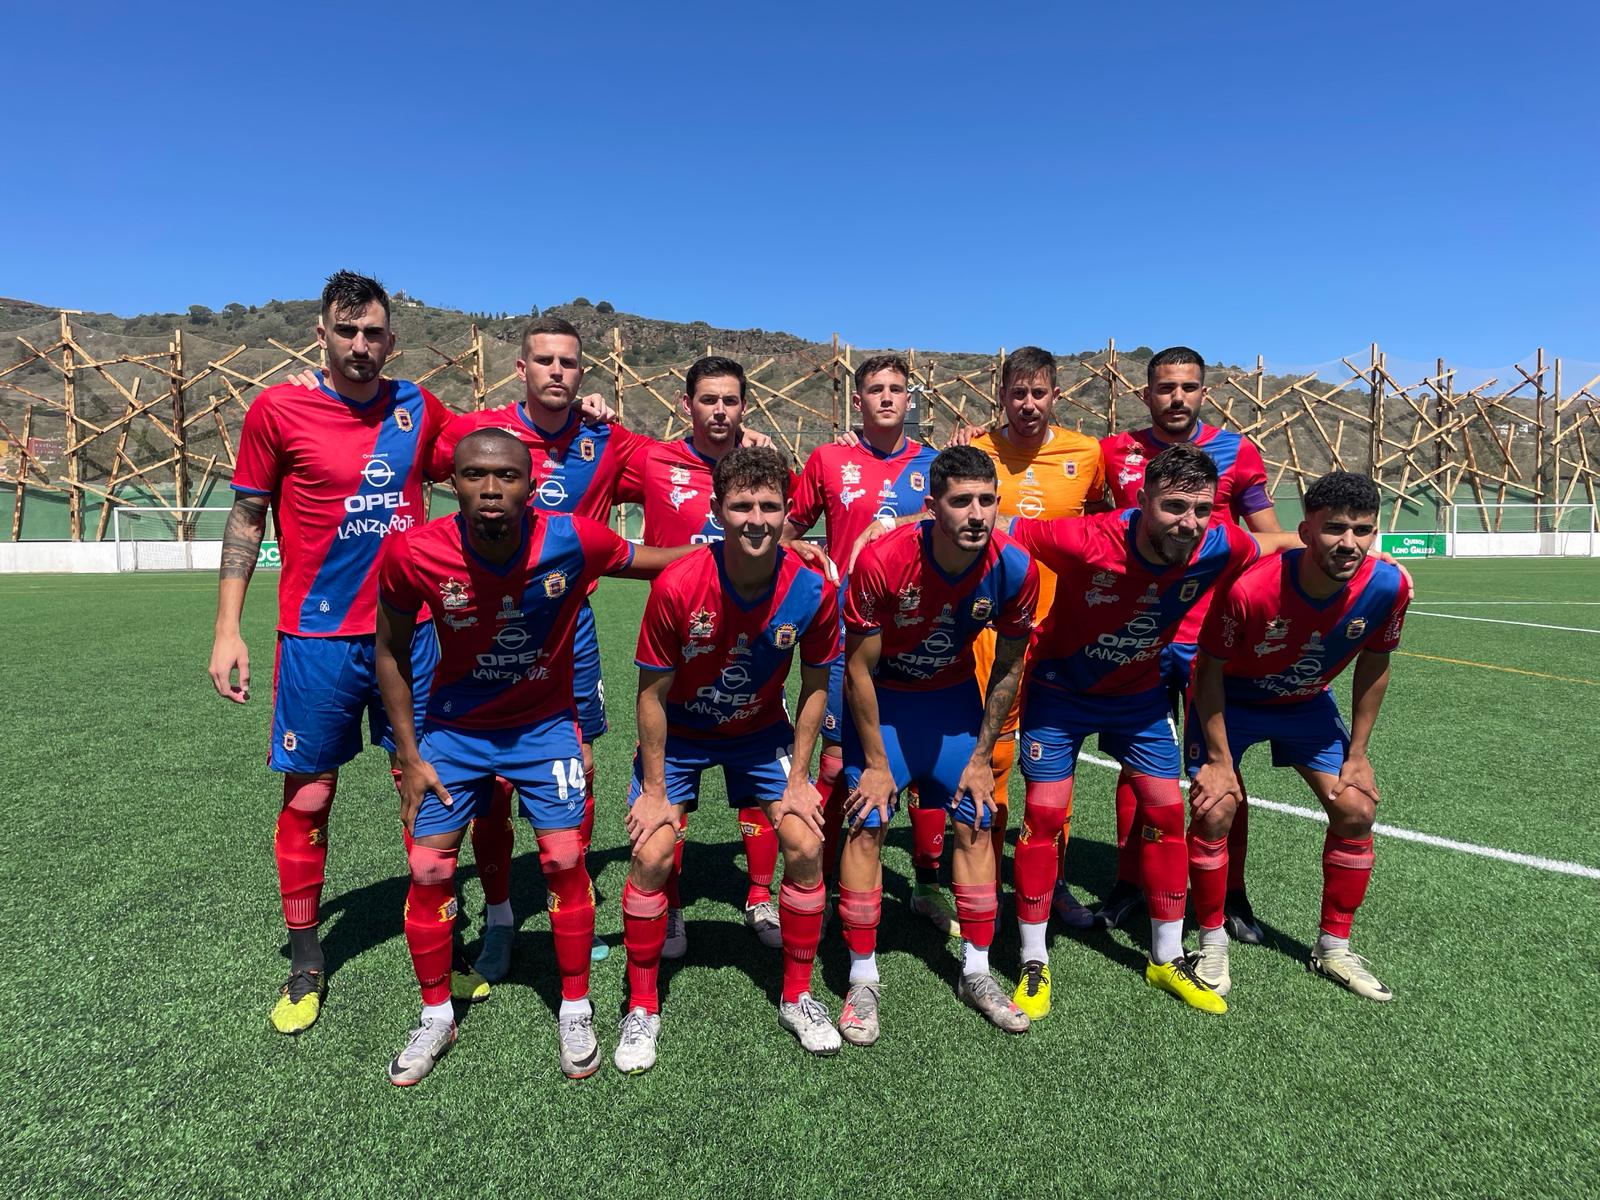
[1447,503,1598,558]
[111,506,280,571]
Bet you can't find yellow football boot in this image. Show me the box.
[451,941,492,1003]
[270,968,326,1035]
[1145,956,1227,1014]
[1012,960,1052,1020]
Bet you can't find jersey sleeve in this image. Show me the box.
[1199,579,1249,660]
[608,424,656,476]
[1225,522,1262,573]
[428,411,473,482]
[574,514,635,582]
[995,555,1040,640]
[614,434,652,504]
[419,388,456,482]
[634,577,682,672]
[843,552,885,635]
[1087,446,1107,502]
[788,453,826,533]
[1006,516,1073,574]
[231,394,281,495]
[1369,568,1412,652]
[801,577,842,666]
[1231,438,1273,516]
[377,530,423,615]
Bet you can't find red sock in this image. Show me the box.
[471,776,515,907]
[622,880,668,1014]
[539,828,594,1001]
[952,881,998,949]
[1115,771,1141,885]
[1226,793,1249,892]
[580,764,596,848]
[664,812,686,909]
[738,807,778,908]
[1320,833,1374,938]
[276,776,334,929]
[404,844,458,1007]
[1013,779,1072,923]
[778,879,825,1002]
[818,751,846,883]
[1131,774,1187,921]
[837,885,881,957]
[909,791,946,875]
[1188,831,1229,931]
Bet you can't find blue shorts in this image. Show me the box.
[1184,689,1350,778]
[270,624,438,774]
[1019,683,1181,782]
[824,652,845,743]
[573,600,607,742]
[841,679,990,830]
[411,712,587,838]
[628,723,796,813]
[1160,641,1198,695]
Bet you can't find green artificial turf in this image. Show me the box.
[2,559,1597,1198]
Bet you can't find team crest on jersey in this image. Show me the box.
[773,622,799,649]
[689,608,716,639]
[841,462,862,485]
[1179,579,1200,603]
[1064,461,1078,478]
[910,471,925,493]
[394,407,413,433]
[282,730,298,753]
[670,466,692,486]
[543,571,568,599]
[970,597,993,621]
[440,578,470,610]
[497,595,520,621]
[580,438,596,462]
[1345,618,1368,639]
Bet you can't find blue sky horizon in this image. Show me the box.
[4,2,1595,370]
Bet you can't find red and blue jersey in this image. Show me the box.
[788,439,941,571]
[619,436,799,548]
[844,523,1038,692]
[1010,510,1259,696]
[232,374,452,637]
[635,545,840,739]
[1101,424,1272,517]
[378,510,634,731]
[1200,550,1411,705]
[430,404,654,524]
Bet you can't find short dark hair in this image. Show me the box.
[1001,346,1056,393]
[930,445,997,498]
[1142,442,1218,495]
[854,354,909,393]
[521,314,583,356]
[1146,345,1206,384]
[453,427,531,472]
[1304,470,1380,518]
[685,355,746,403]
[713,445,789,501]
[321,271,389,322]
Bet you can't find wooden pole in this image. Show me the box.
[830,333,841,435]
[172,327,189,536]
[12,405,31,540]
[1552,356,1563,522]
[1106,338,1118,432]
[61,312,82,540]
[471,324,486,410]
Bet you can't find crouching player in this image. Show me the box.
[375,429,689,1084]
[617,447,841,1073]
[1186,471,1410,1002]
[840,446,1038,1040]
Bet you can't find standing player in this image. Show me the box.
[966,347,1105,914]
[1001,443,1301,1017]
[375,429,690,1083]
[618,356,803,957]
[780,354,945,929]
[839,447,1038,1041]
[617,447,840,1072]
[1096,346,1281,943]
[1186,471,1409,1002]
[208,271,458,1035]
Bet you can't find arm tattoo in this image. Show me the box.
[974,636,1027,758]
[220,495,269,581]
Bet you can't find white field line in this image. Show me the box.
[1075,752,1600,880]
[1409,611,1600,634]
[1416,601,1600,606]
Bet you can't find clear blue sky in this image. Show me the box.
[4,1,1595,368]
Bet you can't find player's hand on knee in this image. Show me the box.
[1332,756,1380,808]
[209,633,250,703]
[847,767,895,831]
[775,779,825,838]
[1189,762,1239,821]
[955,761,997,824]
[626,790,674,852]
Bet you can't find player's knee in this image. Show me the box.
[1189,795,1236,841]
[283,774,336,817]
[778,825,822,874]
[631,828,677,883]
[1328,791,1375,837]
[407,843,457,887]
[537,827,586,876]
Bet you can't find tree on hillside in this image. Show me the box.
[572,297,592,307]
[596,300,615,314]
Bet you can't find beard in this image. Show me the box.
[470,513,514,542]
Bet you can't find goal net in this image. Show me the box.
[1448,503,1597,558]
[111,506,249,571]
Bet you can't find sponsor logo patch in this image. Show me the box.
[440,578,470,609]
[898,584,921,612]
[689,607,716,639]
